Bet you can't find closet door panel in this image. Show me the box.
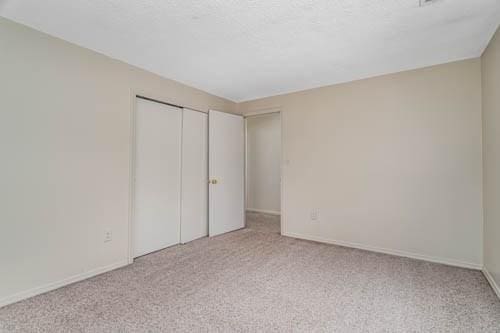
[181,109,208,243]
[133,98,182,258]
[208,110,245,237]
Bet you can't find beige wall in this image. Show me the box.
[0,14,494,307]
[482,26,500,295]
[239,59,484,268]
[246,113,281,214]
[0,17,236,306]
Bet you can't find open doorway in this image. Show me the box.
[245,111,282,234]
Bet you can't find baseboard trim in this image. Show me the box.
[0,259,129,308]
[246,208,281,216]
[283,231,482,270]
[483,268,500,300]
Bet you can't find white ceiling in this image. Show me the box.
[1,0,499,102]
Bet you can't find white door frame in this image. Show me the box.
[128,93,139,264]
[244,108,284,234]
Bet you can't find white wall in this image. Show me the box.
[246,113,281,214]
[482,26,500,297]
[0,17,236,306]
[239,59,483,268]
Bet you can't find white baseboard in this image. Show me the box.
[0,259,129,308]
[246,208,281,216]
[483,268,500,300]
[282,231,482,270]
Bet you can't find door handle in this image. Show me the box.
[210,179,218,184]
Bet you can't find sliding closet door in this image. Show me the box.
[181,109,208,243]
[133,98,182,258]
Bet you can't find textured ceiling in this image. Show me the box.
[1,0,499,102]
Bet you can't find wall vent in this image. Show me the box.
[419,0,438,6]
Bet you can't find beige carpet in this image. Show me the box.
[1,212,499,332]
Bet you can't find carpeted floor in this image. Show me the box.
[1,212,499,332]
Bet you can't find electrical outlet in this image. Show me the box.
[104,229,112,243]
[310,210,319,221]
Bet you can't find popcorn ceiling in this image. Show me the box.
[1,0,499,101]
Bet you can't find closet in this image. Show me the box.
[133,97,208,258]
[132,97,244,258]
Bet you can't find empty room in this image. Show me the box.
[1,0,500,332]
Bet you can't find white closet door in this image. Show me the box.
[133,98,182,258]
[181,109,208,243]
[209,110,245,237]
